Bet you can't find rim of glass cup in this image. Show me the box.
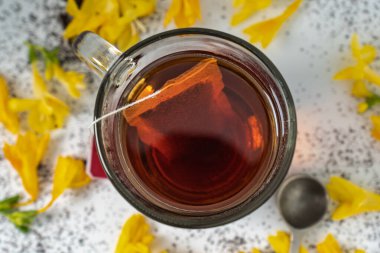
[93,28,297,228]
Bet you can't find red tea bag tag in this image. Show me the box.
[86,137,107,179]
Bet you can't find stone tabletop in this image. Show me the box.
[0,0,380,252]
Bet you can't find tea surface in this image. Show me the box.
[122,54,274,207]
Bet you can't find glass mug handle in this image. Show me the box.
[73,31,128,79]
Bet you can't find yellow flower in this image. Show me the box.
[63,0,113,39]
[231,0,272,26]
[351,82,380,113]
[351,33,377,64]
[371,115,380,141]
[243,0,303,48]
[99,0,156,46]
[115,214,154,253]
[364,67,380,86]
[267,231,308,253]
[316,234,342,253]
[299,246,309,253]
[35,45,86,98]
[64,0,155,50]
[116,22,141,51]
[326,176,380,220]
[334,64,365,80]
[39,156,91,213]
[118,0,156,18]
[357,102,368,113]
[268,231,290,253]
[51,63,85,98]
[3,132,50,202]
[0,75,19,134]
[237,249,261,253]
[111,0,155,50]
[351,81,375,114]
[9,62,69,133]
[66,0,79,16]
[351,81,372,98]
[334,34,380,86]
[317,233,365,253]
[164,0,201,28]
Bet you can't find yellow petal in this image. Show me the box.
[299,245,309,253]
[316,234,342,253]
[44,61,54,81]
[116,22,140,51]
[45,93,70,128]
[351,33,361,61]
[360,45,377,64]
[64,0,155,46]
[8,98,39,112]
[182,0,201,27]
[18,94,69,133]
[233,0,245,7]
[371,115,380,141]
[251,248,261,253]
[98,17,132,44]
[115,214,154,253]
[355,249,366,253]
[351,33,377,64]
[66,0,79,16]
[231,0,272,26]
[268,231,290,253]
[326,176,380,220]
[80,0,99,14]
[164,0,201,28]
[52,63,85,99]
[3,132,50,202]
[351,81,372,98]
[31,62,48,98]
[64,0,155,42]
[64,14,107,39]
[119,0,156,18]
[0,75,20,134]
[26,105,55,133]
[243,0,303,48]
[164,0,182,27]
[357,102,369,113]
[333,65,365,80]
[102,0,120,17]
[39,156,91,213]
[364,67,380,86]
[13,63,70,133]
[64,0,119,39]
[51,156,90,195]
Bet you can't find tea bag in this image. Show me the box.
[123,58,249,161]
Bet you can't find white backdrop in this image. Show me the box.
[0,0,379,252]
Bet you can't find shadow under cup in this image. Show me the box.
[94,28,297,228]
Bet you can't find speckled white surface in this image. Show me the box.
[0,0,380,252]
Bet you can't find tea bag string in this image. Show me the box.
[89,90,161,128]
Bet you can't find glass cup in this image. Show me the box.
[74,28,297,228]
